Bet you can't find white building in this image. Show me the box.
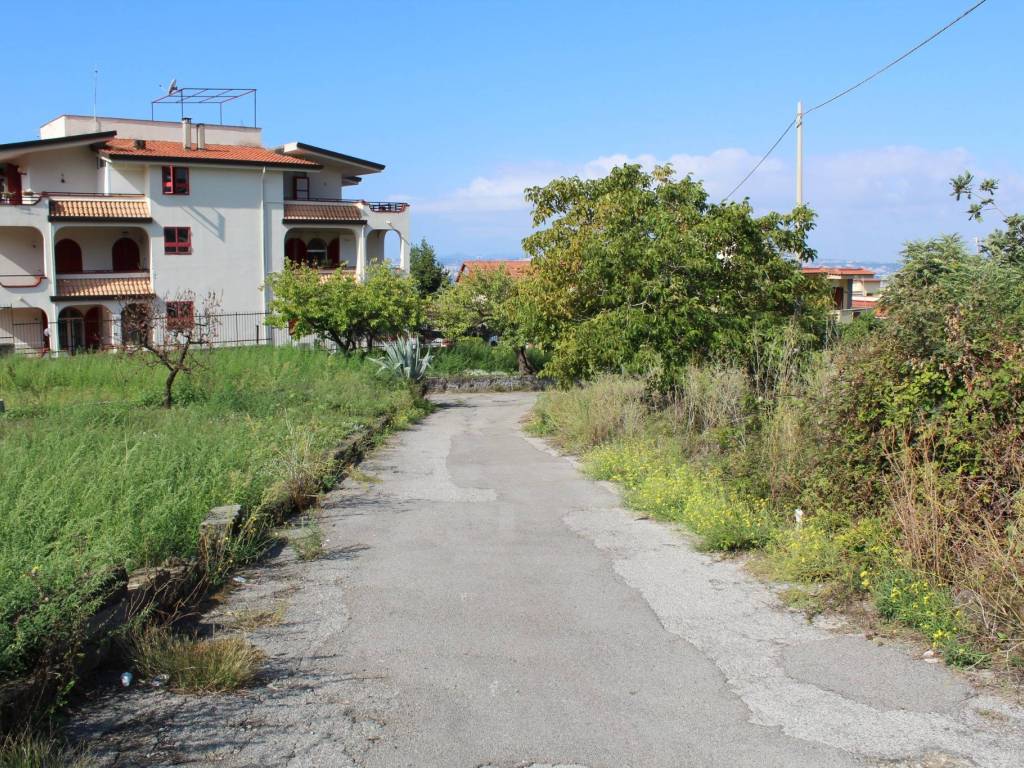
[0,114,410,353]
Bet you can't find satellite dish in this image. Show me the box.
[167,79,177,95]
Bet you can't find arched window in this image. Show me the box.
[121,303,151,346]
[112,237,141,271]
[307,238,327,268]
[327,238,341,268]
[55,239,83,273]
[285,238,307,267]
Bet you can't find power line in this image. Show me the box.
[724,0,990,201]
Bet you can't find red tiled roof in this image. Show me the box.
[54,277,153,298]
[99,139,319,168]
[283,203,364,223]
[802,266,877,277]
[49,198,150,220]
[318,268,356,283]
[456,259,532,282]
[851,298,878,310]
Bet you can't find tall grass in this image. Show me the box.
[429,338,549,376]
[0,347,421,680]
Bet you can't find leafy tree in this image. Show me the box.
[950,171,1024,265]
[409,238,448,296]
[265,264,421,352]
[430,267,537,372]
[519,163,829,382]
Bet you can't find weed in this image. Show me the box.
[228,603,287,631]
[130,625,264,693]
[0,730,93,768]
[531,375,648,453]
[290,519,324,561]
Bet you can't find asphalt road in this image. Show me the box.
[71,393,1024,767]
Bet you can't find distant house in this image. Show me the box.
[455,259,531,283]
[801,266,882,322]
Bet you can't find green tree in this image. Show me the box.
[520,163,829,382]
[409,238,448,296]
[430,267,537,372]
[265,264,421,352]
[950,171,1024,265]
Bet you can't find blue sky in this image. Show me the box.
[1,0,1018,270]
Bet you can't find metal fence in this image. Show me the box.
[0,309,336,357]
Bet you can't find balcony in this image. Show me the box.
[0,226,46,294]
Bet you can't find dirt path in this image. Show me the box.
[69,393,1024,767]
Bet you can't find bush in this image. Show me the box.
[530,375,648,453]
[0,731,93,768]
[429,338,547,375]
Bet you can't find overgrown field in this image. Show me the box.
[0,347,424,681]
[428,338,549,376]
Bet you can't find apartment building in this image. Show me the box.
[0,113,410,353]
[801,265,883,322]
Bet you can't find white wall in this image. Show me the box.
[0,307,47,351]
[41,116,263,147]
[22,147,99,193]
[0,227,44,275]
[106,162,146,194]
[149,165,266,313]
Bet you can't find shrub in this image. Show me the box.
[0,731,93,768]
[530,376,648,453]
[130,626,264,693]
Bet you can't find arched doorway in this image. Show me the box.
[111,237,141,271]
[307,238,327,268]
[55,239,83,273]
[58,307,85,351]
[285,238,308,267]
[327,238,340,268]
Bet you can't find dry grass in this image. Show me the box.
[130,625,264,693]
[0,731,93,768]
[290,519,324,561]
[530,375,648,452]
[227,603,287,631]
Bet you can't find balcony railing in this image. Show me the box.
[284,197,409,213]
[0,192,44,206]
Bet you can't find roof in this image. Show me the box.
[49,198,151,221]
[456,259,532,282]
[851,298,879,310]
[98,139,319,169]
[283,203,365,223]
[277,142,384,173]
[0,131,116,161]
[802,266,878,278]
[53,277,154,300]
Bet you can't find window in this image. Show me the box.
[111,237,141,271]
[165,301,194,332]
[161,165,189,195]
[55,238,83,272]
[293,175,309,200]
[164,227,192,254]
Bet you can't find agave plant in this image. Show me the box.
[373,334,433,383]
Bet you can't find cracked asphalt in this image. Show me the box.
[68,393,1024,767]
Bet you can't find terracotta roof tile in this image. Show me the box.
[318,268,356,283]
[49,198,150,220]
[851,298,878,309]
[55,277,153,298]
[283,203,365,222]
[100,139,318,168]
[802,266,877,277]
[456,259,532,282]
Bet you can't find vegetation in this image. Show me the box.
[526,168,1024,669]
[409,238,449,296]
[0,731,93,768]
[265,263,421,351]
[0,347,425,683]
[518,164,830,382]
[429,338,548,376]
[129,626,264,693]
[289,518,325,561]
[373,335,433,383]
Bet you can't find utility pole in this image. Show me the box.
[795,100,804,206]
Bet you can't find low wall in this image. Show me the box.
[424,374,553,393]
[0,414,392,733]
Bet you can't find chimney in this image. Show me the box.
[182,117,192,150]
[132,139,146,150]
[196,123,206,150]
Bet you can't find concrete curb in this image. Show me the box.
[424,374,553,393]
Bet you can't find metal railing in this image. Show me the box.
[0,310,338,357]
[284,197,410,213]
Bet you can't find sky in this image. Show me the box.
[1,0,1020,271]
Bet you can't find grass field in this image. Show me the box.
[0,347,423,680]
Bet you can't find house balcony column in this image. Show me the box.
[355,225,368,282]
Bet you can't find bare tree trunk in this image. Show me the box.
[164,366,180,408]
[516,346,535,374]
